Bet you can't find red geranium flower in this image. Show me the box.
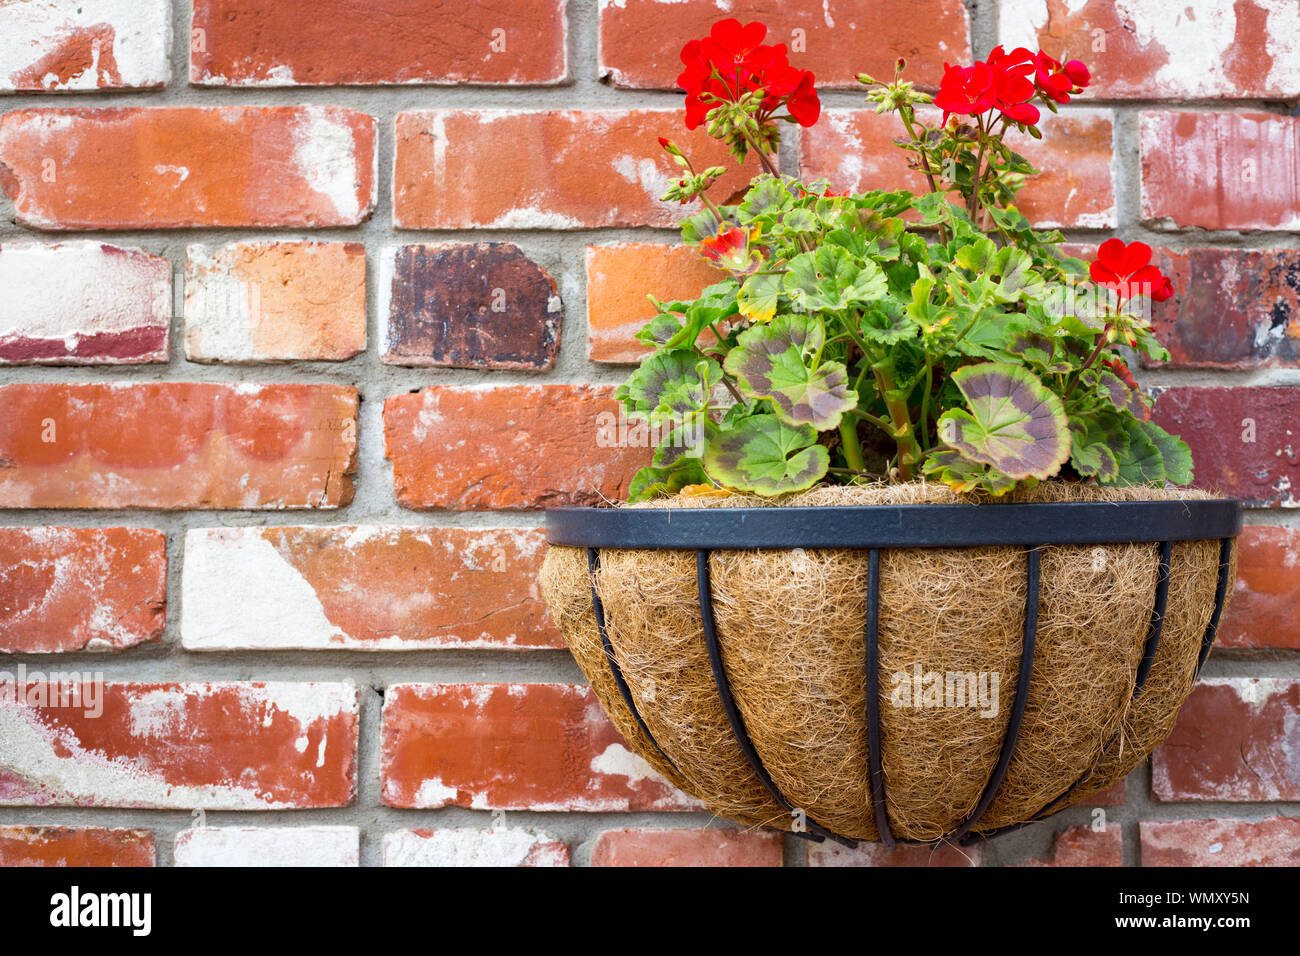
[987,46,1040,124]
[1033,50,1091,104]
[934,62,997,122]
[1104,357,1140,391]
[1090,239,1175,302]
[677,19,820,130]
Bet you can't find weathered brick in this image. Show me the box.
[1017,825,1123,867]
[0,825,154,867]
[1149,386,1300,507]
[1141,817,1300,866]
[380,243,560,369]
[1219,526,1300,650]
[999,0,1300,102]
[0,383,357,509]
[0,681,358,809]
[0,242,169,365]
[800,108,1115,229]
[807,840,981,867]
[1141,112,1300,231]
[1082,779,1128,807]
[0,0,170,92]
[182,526,562,651]
[0,106,377,230]
[1147,248,1300,369]
[380,683,698,812]
[383,828,569,867]
[185,241,366,363]
[599,0,970,90]
[393,109,767,229]
[383,385,650,510]
[191,0,565,86]
[592,828,782,867]
[586,243,721,363]
[174,827,359,867]
[0,527,166,653]
[1152,678,1300,802]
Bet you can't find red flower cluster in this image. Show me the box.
[934,45,1089,126]
[677,18,820,129]
[1090,239,1174,302]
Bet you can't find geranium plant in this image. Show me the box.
[618,18,1190,500]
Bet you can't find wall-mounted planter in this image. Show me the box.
[539,485,1240,847]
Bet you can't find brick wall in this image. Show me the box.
[0,0,1297,868]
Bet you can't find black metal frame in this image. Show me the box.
[553,499,1241,847]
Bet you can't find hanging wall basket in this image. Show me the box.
[538,484,1240,848]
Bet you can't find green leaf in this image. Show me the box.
[617,349,720,416]
[859,299,917,345]
[627,459,710,502]
[954,237,997,274]
[784,246,888,312]
[1112,418,1165,486]
[936,363,1071,480]
[635,311,687,348]
[1139,420,1194,485]
[736,272,781,323]
[1096,370,1151,420]
[922,448,1018,495]
[704,415,829,495]
[1068,420,1120,482]
[724,313,857,429]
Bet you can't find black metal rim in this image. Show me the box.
[568,496,1242,849]
[548,499,1242,549]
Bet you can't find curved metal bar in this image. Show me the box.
[1195,537,1235,678]
[863,548,894,848]
[695,549,856,848]
[585,549,679,772]
[1133,540,1173,696]
[948,546,1040,844]
[548,500,1243,550]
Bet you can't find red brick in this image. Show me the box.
[1149,386,1300,507]
[0,383,357,510]
[381,243,560,369]
[0,681,357,809]
[807,841,980,867]
[0,242,170,365]
[598,0,970,90]
[0,1,170,92]
[185,241,367,363]
[0,826,155,867]
[999,0,1300,102]
[1152,678,1300,802]
[393,109,767,230]
[1146,248,1300,369]
[182,526,562,651]
[1141,112,1300,231]
[0,107,377,230]
[0,527,166,653]
[380,683,698,812]
[384,828,569,867]
[192,0,565,86]
[1017,825,1123,867]
[1141,817,1300,867]
[592,828,782,867]
[383,385,650,510]
[586,243,723,364]
[1081,779,1128,807]
[800,108,1115,229]
[1219,526,1300,651]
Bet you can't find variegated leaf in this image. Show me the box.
[704,415,829,495]
[724,313,857,429]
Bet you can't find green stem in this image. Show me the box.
[838,419,865,472]
[871,361,924,481]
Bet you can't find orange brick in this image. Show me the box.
[591,828,782,867]
[0,107,377,229]
[0,383,357,509]
[0,826,155,867]
[393,109,767,229]
[586,243,722,363]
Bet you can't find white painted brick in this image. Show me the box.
[0,242,170,365]
[175,827,360,867]
[0,0,171,92]
[383,828,570,867]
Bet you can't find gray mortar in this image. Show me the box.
[0,0,1297,868]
